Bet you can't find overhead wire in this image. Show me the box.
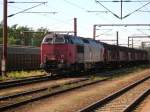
[122,1,150,19]
[95,0,120,19]
[8,2,46,17]
[136,0,150,36]
[95,0,150,19]
[96,29,112,36]
[137,29,150,36]
[42,15,73,28]
[62,0,112,30]
[137,0,150,12]
[33,0,112,31]
[63,0,87,11]
[35,0,94,35]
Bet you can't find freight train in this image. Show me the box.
[40,33,148,73]
[0,45,40,72]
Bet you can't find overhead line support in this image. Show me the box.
[2,0,8,76]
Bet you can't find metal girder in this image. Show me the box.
[95,24,150,27]
[128,36,150,38]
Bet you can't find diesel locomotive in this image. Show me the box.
[40,33,148,73]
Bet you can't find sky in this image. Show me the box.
[0,0,150,47]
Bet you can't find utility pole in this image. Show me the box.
[93,25,96,40]
[116,31,119,61]
[141,42,144,49]
[121,0,123,19]
[74,18,77,36]
[132,37,134,48]
[2,0,8,76]
[128,37,130,47]
[116,31,119,46]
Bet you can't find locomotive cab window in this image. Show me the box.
[44,38,53,43]
[54,37,65,44]
[42,37,53,44]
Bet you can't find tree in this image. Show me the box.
[0,24,49,46]
[8,25,33,45]
[32,27,48,46]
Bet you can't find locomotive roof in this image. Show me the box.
[43,34,147,53]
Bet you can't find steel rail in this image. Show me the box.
[0,78,88,100]
[123,88,150,112]
[0,75,76,89]
[0,66,133,89]
[78,75,150,112]
[0,78,109,111]
[0,75,53,89]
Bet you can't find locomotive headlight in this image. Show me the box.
[61,59,64,63]
[44,55,47,63]
[60,55,64,59]
[60,55,64,63]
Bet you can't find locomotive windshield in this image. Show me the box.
[42,34,66,44]
[54,37,65,44]
[43,38,53,44]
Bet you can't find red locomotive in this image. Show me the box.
[40,33,148,73]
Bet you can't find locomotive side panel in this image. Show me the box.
[82,38,91,63]
[66,44,76,64]
[84,44,91,62]
[76,45,84,63]
[41,44,55,64]
[88,40,103,62]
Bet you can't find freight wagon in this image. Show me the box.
[0,45,40,73]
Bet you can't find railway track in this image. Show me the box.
[133,93,150,112]
[0,66,131,90]
[0,74,80,89]
[0,75,53,89]
[0,77,109,111]
[78,76,150,112]
[0,67,146,111]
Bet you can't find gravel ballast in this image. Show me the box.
[3,69,150,112]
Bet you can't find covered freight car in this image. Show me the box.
[0,45,40,72]
[102,43,148,66]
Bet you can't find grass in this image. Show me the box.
[0,64,149,81]
[0,70,47,81]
